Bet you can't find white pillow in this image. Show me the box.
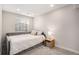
[31,30,37,35]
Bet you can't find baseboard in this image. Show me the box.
[56,45,79,54]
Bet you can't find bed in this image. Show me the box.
[2,32,46,55]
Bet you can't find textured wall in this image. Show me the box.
[34,5,79,53]
[2,11,33,36]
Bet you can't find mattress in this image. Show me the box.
[7,34,45,55]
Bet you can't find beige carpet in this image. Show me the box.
[17,45,78,55]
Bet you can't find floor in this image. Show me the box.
[17,44,78,55]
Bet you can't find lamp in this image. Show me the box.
[48,31,52,36]
[47,25,56,36]
[47,25,56,39]
[47,31,55,40]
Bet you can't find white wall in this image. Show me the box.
[2,11,33,36]
[34,5,79,53]
[0,5,2,54]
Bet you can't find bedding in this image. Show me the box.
[7,34,45,55]
[31,30,37,35]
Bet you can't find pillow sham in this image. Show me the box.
[31,30,37,35]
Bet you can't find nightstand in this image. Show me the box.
[43,36,55,48]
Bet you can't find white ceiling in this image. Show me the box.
[2,4,67,17]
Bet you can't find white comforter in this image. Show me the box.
[7,34,45,55]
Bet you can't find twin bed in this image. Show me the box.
[2,32,46,55]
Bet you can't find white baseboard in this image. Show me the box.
[56,45,79,54]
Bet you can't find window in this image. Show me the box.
[15,23,27,32]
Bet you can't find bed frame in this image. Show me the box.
[2,32,31,55]
[1,32,46,55]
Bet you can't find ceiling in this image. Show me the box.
[2,4,67,17]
